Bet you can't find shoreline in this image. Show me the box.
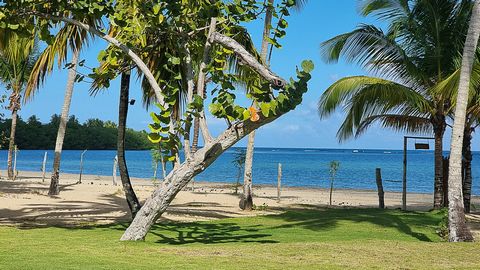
[2,168,437,195]
[1,170,479,228]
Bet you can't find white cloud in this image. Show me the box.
[283,124,300,132]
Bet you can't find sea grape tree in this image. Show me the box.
[0,0,314,240]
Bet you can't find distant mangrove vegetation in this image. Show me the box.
[0,114,152,150]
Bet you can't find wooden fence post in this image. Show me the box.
[112,155,118,186]
[78,150,87,184]
[375,168,385,209]
[277,163,282,202]
[42,151,47,182]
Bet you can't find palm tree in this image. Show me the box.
[0,31,38,179]
[117,71,141,217]
[447,0,480,242]
[431,48,480,213]
[25,21,94,195]
[440,72,480,213]
[317,0,473,209]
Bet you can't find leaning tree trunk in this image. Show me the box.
[447,0,479,242]
[462,127,473,213]
[121,112,285,240]
[7,107,18,180]
[117,17,311,240]
[240,0,274,211]
[432,120,446,209]
[118,72,141,218]
[49,48,80,195]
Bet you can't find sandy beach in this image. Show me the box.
[2,170,478,228]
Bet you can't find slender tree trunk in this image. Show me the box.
[153,161,158,180]
[443,156,450,207]
[447,0,479,242]
[118,72,141,218]
[240,0,274,210]
[329,176,334,206]
[241,134,255,210]
[7,107,18,180]
[432,120,446,209]
[49,49,80,195]
[462,127,473,213]
[191,117,200,153]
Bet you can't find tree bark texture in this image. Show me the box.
[462,127,473,213]
[432,119,446,209]
[241,131,255,210]
[118,72,141,218]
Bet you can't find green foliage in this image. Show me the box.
[318,0,473,141]
[208,60,313,122]
[0,28,38,112]
[0,0,313,165]
[0,114,152,150]
[329,160,340,178]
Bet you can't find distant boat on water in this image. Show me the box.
[352,150,359,153]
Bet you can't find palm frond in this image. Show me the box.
[318,76,430,119]
[320,24,429,87]
[353,114,432,139]
[24,17,98,100]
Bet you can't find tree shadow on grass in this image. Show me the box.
[269,206,440,242]
[149,222,277,245]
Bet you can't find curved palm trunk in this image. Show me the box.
[118,72,141,218]
[240,0,274,211]
[462,127,473,213]
[433,121,446,209]
[48,49,80,195]
[7,107,18,180]
[447,0,479,242]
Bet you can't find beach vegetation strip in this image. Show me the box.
[0,208,479,269]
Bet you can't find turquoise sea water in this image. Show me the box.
[1,148,478,194]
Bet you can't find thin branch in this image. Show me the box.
[211,32,287,88]
[196,18,217,145]
[187,18,227,36]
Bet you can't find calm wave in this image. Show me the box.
[1,148,478,194]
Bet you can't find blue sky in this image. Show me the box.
[4,0,472,150]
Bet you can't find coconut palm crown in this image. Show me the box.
[317,0,474,208]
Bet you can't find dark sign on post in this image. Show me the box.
[414,143,429,150]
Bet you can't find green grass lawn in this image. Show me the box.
[0,208,479,269]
